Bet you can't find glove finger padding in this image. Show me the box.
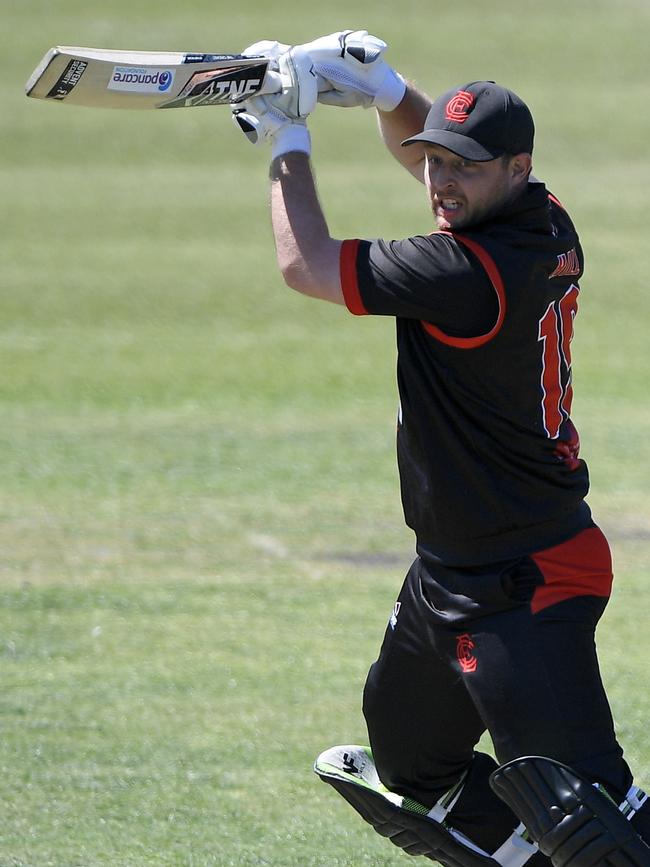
[241,39,291,63]
[232,94,311,158]
[277,46,318,118]
[232,95,289,145]
[317,88,373,109]
[339,30,387,65]
[241,41,319,118]
[300,29,405,111]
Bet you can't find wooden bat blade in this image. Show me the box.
[25,47,277,109]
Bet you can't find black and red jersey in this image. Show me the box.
[340,180,592,566]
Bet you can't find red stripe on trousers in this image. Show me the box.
[530,526,613,615]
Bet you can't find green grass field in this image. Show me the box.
[2,0,650,864]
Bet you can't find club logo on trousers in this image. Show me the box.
[456,633,478,673]
[445,90,475,123]
[389,601,401,630]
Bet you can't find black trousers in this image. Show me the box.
[362,526,648,854]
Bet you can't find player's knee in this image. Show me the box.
[361,671,381,736]
[361,659,384,723]
[360,684,418,796]
[361,662,395,780]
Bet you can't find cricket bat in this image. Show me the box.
[25,46,284,109]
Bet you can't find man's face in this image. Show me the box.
[424,144,521,231]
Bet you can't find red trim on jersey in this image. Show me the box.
[548,192,565,211]
[339,238,367,315]
[420,232,507,349]
[530,526,613,615]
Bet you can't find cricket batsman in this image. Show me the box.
[231,31,650,865]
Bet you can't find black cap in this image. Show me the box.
[402,81,534,161]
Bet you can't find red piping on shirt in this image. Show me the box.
[340,238,367,315]
[339,233,505,347]
[421,231,506,349]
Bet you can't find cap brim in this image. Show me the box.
[401,128,503,161]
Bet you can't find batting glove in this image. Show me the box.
[242,39,291,64]
[241,40,319,119]
[297,30,406,111]
[232,95,311,159]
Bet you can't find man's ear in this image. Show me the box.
[510,153,533,183]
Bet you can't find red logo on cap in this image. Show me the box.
[445,90,475,123]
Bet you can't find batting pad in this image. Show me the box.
[314,746,537,867]
[490,756,650,866]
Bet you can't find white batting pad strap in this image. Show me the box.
[492,824,538,867]
[426,777,465,823]
[271,123,311,159]
[621,784,649,820]
[375,70,407,112]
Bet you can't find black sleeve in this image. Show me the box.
[346,234,499,338]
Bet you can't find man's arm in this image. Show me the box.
[234,34,431,302]
[377,83,432,183]
[270,152,344,304]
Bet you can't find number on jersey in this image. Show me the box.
[538,284,580,438]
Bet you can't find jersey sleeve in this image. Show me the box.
[340,233,500,338]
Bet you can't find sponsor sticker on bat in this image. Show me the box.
[160,64,266,108]
[183,53,243,64]
[108,66,175,93]
[47,59,88,100]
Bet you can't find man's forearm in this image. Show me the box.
[377,82,432,182]
[270,153,343,304]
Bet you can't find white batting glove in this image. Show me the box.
[232,94,311,159]
[298,30,406,111]
[241,40,319,119]
[242,39,291,64]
